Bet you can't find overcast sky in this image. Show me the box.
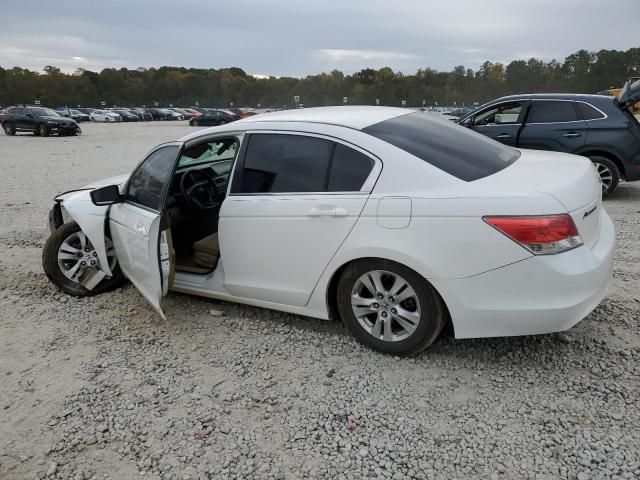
[1,0,638,77]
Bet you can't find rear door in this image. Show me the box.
[466,101,527,147]
[108,143,181,318]
[12,107,29,129]
[219,132,379,306]
[518,100,587,152]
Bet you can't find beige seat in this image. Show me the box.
[193,233,219,269]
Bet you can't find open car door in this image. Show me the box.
[107,143,182,319]
[615,78,640,110]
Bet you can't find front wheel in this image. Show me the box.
[337,259,446,355]
[589,156,620,197]
[191,119,199,126]
[38,124,49,137]
[42,222,125,296]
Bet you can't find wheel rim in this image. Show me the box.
[4,124,12,134]
[57,232,117,283]
[594,162,613,192]
[39,125,46,136]
[193,120,198,126]
[351,270,421,342]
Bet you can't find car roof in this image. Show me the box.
[491,93,613,103]
[239,106,411,130]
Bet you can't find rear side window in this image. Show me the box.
[576,102,605,120]
[233,134,375,194]
[528,101,579,123]
[328,144,374,191]
[363,113,519,182]
[126,145,180,210]
[238,134,333,193]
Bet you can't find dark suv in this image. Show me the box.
[458,81,640,196]
[2,106,81,137]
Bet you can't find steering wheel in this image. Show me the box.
[179,169,220,210]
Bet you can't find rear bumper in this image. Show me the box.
[434,209,615,339]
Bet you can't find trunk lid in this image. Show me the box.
[473,149,602,248]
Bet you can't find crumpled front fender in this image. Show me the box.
[54,189,113,278]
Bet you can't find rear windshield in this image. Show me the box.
[363,112,520,181]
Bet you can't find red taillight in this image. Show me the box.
[483,214,583,255]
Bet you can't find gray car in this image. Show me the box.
[458,79,640,196]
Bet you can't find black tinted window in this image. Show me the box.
[363,113,519,182]
[328,144,374,191]
[576,102,605,120]
[237,134,333,193]
[528,101,579,123]
[126,145,179,210]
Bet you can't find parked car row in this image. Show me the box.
[0,104,268,136]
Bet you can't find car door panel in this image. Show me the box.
[518,122,587,152]
[109,202,169,318]
[518,101,587,152]
[218,194,368,306]
[472,124,520,147]
[106,143,181,318]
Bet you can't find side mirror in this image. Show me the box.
[90,185,122,206]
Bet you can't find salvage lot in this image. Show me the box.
[1,121,639,479]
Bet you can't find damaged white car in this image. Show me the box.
[43,107,615,355]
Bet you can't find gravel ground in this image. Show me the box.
[1,121,639,480]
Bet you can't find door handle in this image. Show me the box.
[563,132,582,138]
[308,206,348,217]
[496,133,512,139]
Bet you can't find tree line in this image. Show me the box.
[0,48,638,109]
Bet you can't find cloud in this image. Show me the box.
[0,0,638,76]
[318,49,417,62]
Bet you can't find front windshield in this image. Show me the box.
[30,107,59,116]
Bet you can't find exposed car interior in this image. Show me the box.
[166,138,239,274]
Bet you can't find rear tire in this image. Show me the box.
[589,156,619,197]
[336,259,446,356]
[3,122,16,135]
[42,222,125,297]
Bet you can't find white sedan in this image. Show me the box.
[89,109,122,122]
[43,107,614,355]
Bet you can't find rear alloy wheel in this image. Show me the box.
[38,124,49,137]
[3,123,16,135]
[191,119,199,126]
[337,259,446,355]
[42,221,124,297]
[589,156,620,197]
